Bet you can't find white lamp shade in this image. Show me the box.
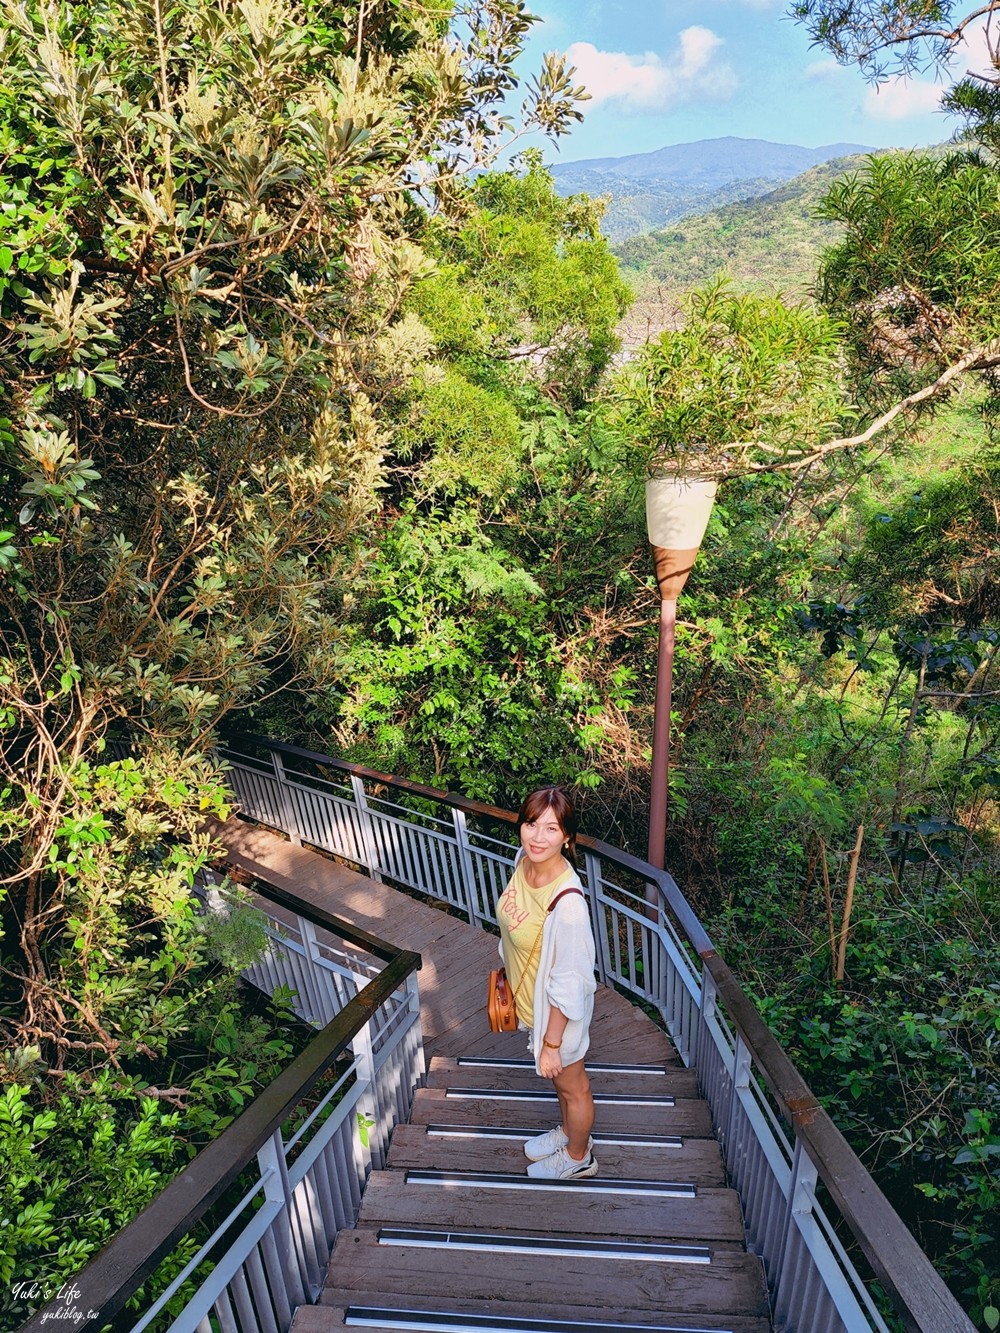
[645,474,718,550]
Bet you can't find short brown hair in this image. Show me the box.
[516,787,578,860]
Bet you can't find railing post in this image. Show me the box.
[696,962,718,1077]
[405,970,427,1086]
[351,1014,385,1171]
[349,774,383,882]
[772,1138,820,1314]
[582,850,610,986]
[724,1031,751,1155]
[451,808,482,928]
[272,749,302,846]
[298,916,338,1025]
[256,1130,308,1310]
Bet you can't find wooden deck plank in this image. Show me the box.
[323,1229,769,1318]
[416,950,508,1035]
[386,1124,728,1186]
[425,1055,701,1098]
[295,1296,772,1333]
[424,1018,536,1064]
[408,1087,717,1138]
[218,821,478,949]
[357,1171,747,1243]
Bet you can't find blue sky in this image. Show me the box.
[519,0,976,162]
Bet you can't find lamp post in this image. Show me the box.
[645,471,717,870]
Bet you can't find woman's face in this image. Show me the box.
[520,809,565,864]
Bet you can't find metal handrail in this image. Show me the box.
[18,879,421,1333]
[218,732,975,1333]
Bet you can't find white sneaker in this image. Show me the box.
[523,1126,568,1161]
[526,1146,599,1180]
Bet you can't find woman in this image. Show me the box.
[497,787,598,1180]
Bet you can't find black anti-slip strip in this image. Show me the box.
[456,1056,669,1075]
[403,1169,697,1197]
[444,1087,676,1105]
[344,1306,732,1333]
[376,1226,712,1262]
[423,1124,685,1148]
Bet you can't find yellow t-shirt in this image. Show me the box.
[497,860,572,1028]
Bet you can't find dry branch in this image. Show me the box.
[835,824,865,984]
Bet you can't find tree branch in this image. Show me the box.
[733,340,1000,474]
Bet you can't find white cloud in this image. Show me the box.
[566,27,738,113]
[862,17,994,121]
[804,58,844,80]
[864,76,944,120]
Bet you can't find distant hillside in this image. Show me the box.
[550,136,873,185]
[612,151,879,346]
[548,136,874,242]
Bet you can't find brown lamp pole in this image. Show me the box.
[645,473,717,871]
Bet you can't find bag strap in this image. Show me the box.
[511,884,584,1003]
[511,919,545,1004]
[547,886,584,913]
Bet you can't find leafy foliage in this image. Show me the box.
[0,0,589,1052]
[611,275,847,475]
[257,157,637,804]
[818,153,1000,404]
[288,397,644,805]
[0,0,592,1308]
[0,981,299,1322]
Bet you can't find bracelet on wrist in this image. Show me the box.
[542,1036,561,1049]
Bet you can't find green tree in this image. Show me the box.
[397,151,630,497]
[0,0,591,1303]
[817,153,1000,410]
[610,275,848,477]
[0,0,587,1072]
[266,158,635,801]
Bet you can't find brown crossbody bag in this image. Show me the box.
[487,886,584,1033]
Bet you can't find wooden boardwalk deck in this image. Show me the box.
[216,819,771,1333]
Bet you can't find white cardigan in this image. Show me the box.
[499,857,597,1074]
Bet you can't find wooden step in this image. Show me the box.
[321,1229,769,1319]
[386,1124,727,1186]
[356,1170,746,1243]
[584,996,682,1062]
[409,1087,715,1138]
[293,1295,772,1333]
[452,998,682,1064]
[425,1055,701,1098]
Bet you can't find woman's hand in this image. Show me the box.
[539,1044,563,1079]
[539,1009,568,1079]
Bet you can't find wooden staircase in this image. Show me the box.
[291,1055,770,1333]
[214,819,772,1333]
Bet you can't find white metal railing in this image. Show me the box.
[20,879,424,1333]
[132,984,421,1333]
[214,733,976,1333]
[198,875,383,1029]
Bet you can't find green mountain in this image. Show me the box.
[583,174,807,245]
[548,137,874,242]
[612,151,877,345]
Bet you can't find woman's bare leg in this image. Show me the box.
[552,1058,594,1160]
